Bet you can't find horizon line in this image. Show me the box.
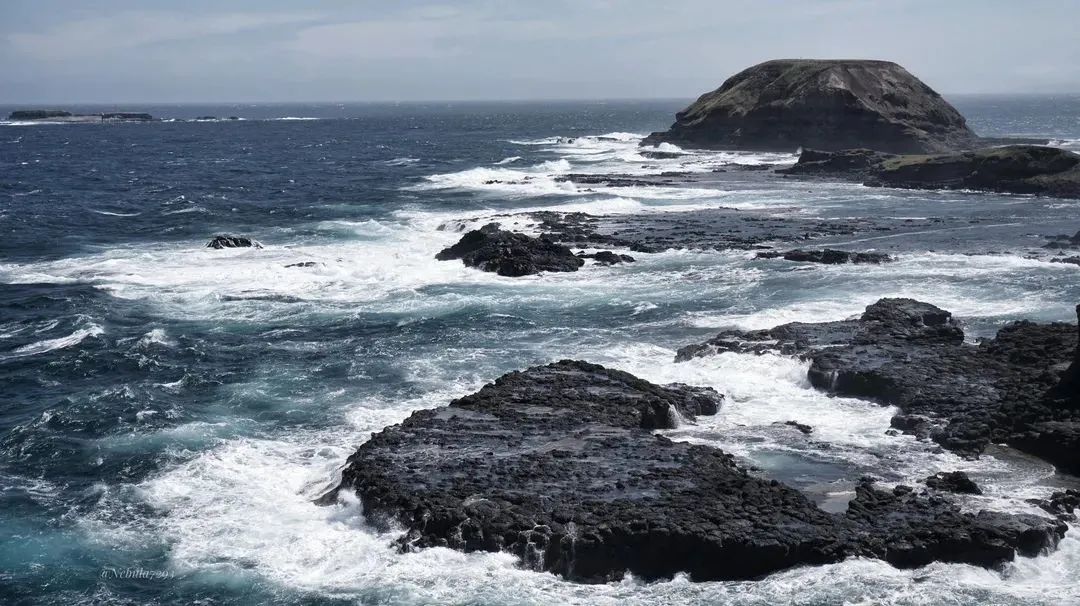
[3,91,1080,107]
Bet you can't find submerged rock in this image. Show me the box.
[924,471,982,495]
[756,249,893,264]
[677,298,1080,473]
[322,360,1064,583]
[642,59,975,153]
[206,235,262,249]
[436,223,584,276]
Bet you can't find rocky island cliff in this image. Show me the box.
[642,59,977,153]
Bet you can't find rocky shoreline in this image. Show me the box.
[321,352,1073,582]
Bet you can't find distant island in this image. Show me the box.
[7,109,154,123]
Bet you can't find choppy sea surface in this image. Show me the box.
[1,96,1080,605]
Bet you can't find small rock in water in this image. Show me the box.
[577,250,636,265]
[782,420,814,434]
[755,249,893,264]
[435,223,583,276]
[206,235,261,249]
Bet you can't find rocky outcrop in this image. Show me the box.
[786,145,1080,199]
[206,235,262,249]
[642,60,975,153]
[436,223,584,276]
[677,298,1080,473]
[322,360,1065,583]
[756,249,892,264]
[925,471,982,495]
[577,251,635,265]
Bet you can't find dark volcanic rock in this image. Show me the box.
[322,361,1065,583]
[1030,490,1080,521]
[756,249,893,264]
[577,251,635,265]
[846,480,1061,568]
[642,59,975,153]
[676,298,961,361]
[924,471,982,495]
[868,146,1080,198]
[206,235,261,249]
[786,145,1080,199]
[678,298,1080,473]
[436,223,584,277]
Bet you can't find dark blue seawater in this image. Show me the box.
[1,97,1079,605]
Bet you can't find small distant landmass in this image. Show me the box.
[7,109,154,123]
[5,110,248,124]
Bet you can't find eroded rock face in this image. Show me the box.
[436,223,584,276]
[206,235,261,249]
[755,249,893,265]
[642,59,975,153]
[322,360,1065,583]
[677,298,1080,473]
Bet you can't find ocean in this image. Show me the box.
[1,96,1079,605]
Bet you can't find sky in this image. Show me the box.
[1,0,1078,103]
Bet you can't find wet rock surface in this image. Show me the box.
[206,235,261,249]
[577,251,635,265]
[436,223,584,276]
[677,298,1080,473]
[323,360,1066,583]
[924,471,982,495]
[755,249,893,264]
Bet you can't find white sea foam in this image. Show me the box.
[383,157,420,166]
[3,323,103,359]
[91,209,142,217]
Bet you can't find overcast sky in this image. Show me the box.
[2,0,1078,103]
